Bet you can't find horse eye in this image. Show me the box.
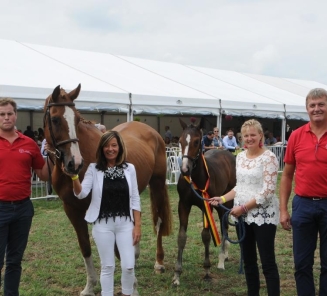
[194,140,199,147]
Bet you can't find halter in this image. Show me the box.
[44,101,79,159]
[181,149,201,171]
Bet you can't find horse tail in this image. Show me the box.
[148,176,172,236]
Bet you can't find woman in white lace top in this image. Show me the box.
[209,119,280,296]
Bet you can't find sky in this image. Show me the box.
[0,0,326,85]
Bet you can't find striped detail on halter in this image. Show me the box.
[184,154,221,247]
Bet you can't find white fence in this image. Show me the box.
[30,145,286,199]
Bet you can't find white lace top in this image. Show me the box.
[232,149,280,226]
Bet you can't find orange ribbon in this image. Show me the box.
[184,154,221,246]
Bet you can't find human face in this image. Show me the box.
[227,131,234,139]
[213,129,219,136]
[242,126,262,149]
[306,96,327,124]
[103,137,119,165]
[0,104,17,132]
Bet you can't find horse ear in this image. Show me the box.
[51,85,61,102]
[197,117,205,130]
[179,118,187,130]
[68,84,81,101]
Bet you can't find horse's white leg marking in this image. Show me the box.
[80,256,97,296]
[217,240,230,270]
[181,134,191,173]
[63,106,83,167]
[154,217,165,272]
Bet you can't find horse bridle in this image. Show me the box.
[182,149,201,171]
[44,101,79,159]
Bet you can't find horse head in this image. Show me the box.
[178,117,204,176]
[43,84,84,175]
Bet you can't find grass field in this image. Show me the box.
[16,182,321,296]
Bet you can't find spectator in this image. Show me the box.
[38,127,44,138]
[202,131,215,152]
[265,132,277,146]
[212,127,225,150]
[164,126,172,141]
[164,136,172,147]
[23,125,35,141]
[237,135,244,148]
[223,129,239,152]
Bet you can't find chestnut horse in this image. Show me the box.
[172,118,236,286]
[43,84,172,296]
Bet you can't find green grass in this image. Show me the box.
[17,179,320,296]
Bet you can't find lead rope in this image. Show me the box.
[189,182,245,274]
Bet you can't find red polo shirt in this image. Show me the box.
[0,132,45,201]
[284,122,327,197]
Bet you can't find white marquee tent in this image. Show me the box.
[1,38,327,122]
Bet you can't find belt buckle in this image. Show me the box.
[312,197,322,201]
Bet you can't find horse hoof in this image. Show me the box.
[154,267,165,274]
[172,280,180,287]
[203,274,212,281]
[154,262,165,274]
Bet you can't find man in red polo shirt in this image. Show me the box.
[0,98,50,296]
[280,88,327,296]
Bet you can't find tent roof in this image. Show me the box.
[1,38,326,119]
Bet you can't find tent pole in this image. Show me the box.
[128,93,132,122]
[282,104,286,144]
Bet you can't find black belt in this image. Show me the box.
[300,196,325,201]
[0,197,30,204]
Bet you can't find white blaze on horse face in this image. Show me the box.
[63,106,83,166]
[181,134,191,173]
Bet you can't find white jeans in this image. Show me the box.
[92,217,135,296]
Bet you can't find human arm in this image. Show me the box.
[34,160,53,181]
[279,163,295,231]
[61,163,94,198]
[133,210,141,246]
[130,165,141,245]
[232,151,278,218]
[208,189,236,206]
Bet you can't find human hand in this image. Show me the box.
[208,196,223,206]
[61,163,78,179]
[280,210,292,231]
[133,225,141,246]
[230,206,244,218]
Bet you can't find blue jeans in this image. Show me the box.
[238,222,280,296]
[0,199,34,296]
[292,195,327,296]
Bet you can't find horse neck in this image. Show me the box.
[191,152,209,189]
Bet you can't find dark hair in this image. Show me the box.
[95,131,127,171]
[207,131,214,135]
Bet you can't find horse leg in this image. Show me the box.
[201,227,212,280]
[64,204,97,296]
[148,177,172,274]
[217,208,230,270]
[218,239,230,270]
[172,203,191,286]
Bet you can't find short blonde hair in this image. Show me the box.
[241,119,264,147]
